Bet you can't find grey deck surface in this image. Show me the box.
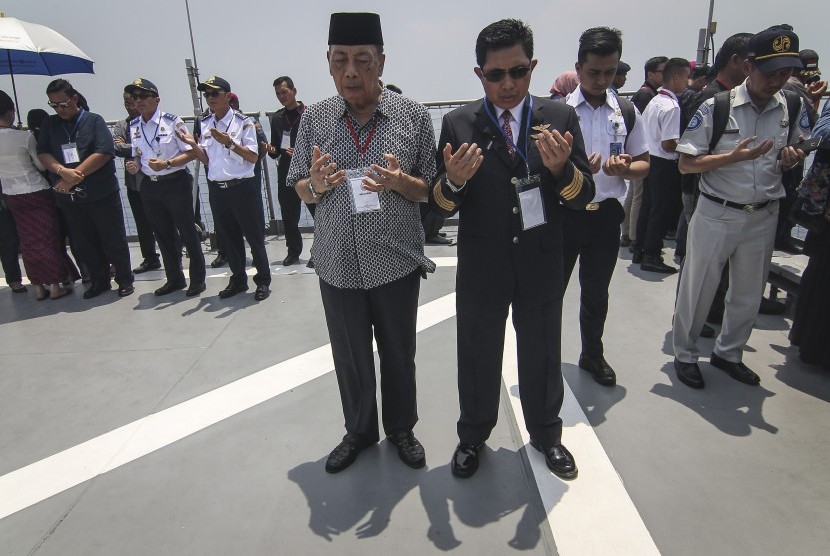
[1,231,828,556]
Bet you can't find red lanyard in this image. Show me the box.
[284,106,304,129]
[658,90,674,99]
[344,115,379,163]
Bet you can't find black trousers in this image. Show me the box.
[562,198,625,358]
[777,166,803,244]
[0,203,22,284]
[141,173,206,286]
[207,177,270,286]
[276,162,315,257]
[319,269,421,443]
[635,156,682,256]
[54,190,133,286]
[420,202,446,239]
[126,186,159,264]
[457,276,564,448]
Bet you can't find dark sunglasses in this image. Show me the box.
[202,90,223,98]
[47,99,73,109]
[480,65,531,83]
[131,91,157,100]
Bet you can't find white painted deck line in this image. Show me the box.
[501,320,661,556]
[0,293,457,520]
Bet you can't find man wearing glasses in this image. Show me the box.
[430,19,593,479]
[178,76,271,301]
[36,78,135,298]
[289,13,437,474]
[124,78,206,297]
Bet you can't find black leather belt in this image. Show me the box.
[700,192,774,213]
[210,178,248,189]
[147,169,188,182]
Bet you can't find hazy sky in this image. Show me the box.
[2,0,826,127]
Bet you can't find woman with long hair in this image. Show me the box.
[0,90,78,300]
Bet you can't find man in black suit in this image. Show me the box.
[430,19,594,480]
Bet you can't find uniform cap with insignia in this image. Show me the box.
[616,61,631,75]
[799,49,821,81]
[747,27,802,73]
[328,12,383,46]
[124,78,159,95]
[197,76,231,92]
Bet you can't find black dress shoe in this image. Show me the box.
[674,358,704,389]
[10,283,27,293]
[426,234,453,245]
[218,282,249,299]
[451,443,481,478]
[306,258,315,269]
[254,284,270,301]
[185,282,206,297]
[578,355,616,386]
[154,281,186,296]
[387,431,426,469]
[210,254,227,268]
[117,284,135,297]
[282,254,299,266]
[640,255,677,274]
[758,297,785,315]
[709,353,760,385]
[529,439,578,480]
[700,323,716,338]
[325,434,372,473]
[620,235,631,247]
[631,248,643,264]
[83,282,112,299]
[133,259,161,274]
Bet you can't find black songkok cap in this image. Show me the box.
[328,13,383,46]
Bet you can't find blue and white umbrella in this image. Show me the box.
[0,14,94,125]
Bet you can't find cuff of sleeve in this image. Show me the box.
[559,163,584,201]
[675,144,699,156]
[433,176,460,212]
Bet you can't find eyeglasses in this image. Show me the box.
[131,92,157,100]
[480,66,531,83]
[47,99,73,109]
[203,90,223,98]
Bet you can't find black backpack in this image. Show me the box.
[708,89,801,153]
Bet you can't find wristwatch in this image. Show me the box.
[166,159,173,169]
[225,141,234,150]
[445,176,466,193]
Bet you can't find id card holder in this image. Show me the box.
[62,142,80,164]
[348,168,381,214]
[280,132,291,150]
[514,174,546,230]
[610,142,623,156]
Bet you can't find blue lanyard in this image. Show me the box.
[483,95,533,174]
[61,110,85,142]
[140,114,161,154]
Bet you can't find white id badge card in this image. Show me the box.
[280,132,291,150]
[61,143,80,164]
[515,174,546,230]
[348,168,381,214]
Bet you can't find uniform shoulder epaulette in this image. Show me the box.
[200,112,213,121]
[233,110,248,121]
[161,112,178,123]
[128,116,141,126]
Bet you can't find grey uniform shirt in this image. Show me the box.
[677,79,811,204]
[287,90,437,290]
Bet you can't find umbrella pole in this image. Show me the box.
[6,50,22,127]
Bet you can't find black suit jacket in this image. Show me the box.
[431,95,594,305]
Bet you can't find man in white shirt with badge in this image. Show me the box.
[672,26,810,389]
[633,57,690,273]
[179,76,271,301]
[124,78,206,297]
[564,27,650,386]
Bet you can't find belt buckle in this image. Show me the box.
[149,175,159,182]
[585,202,600,211]
[218,182,229,189]
[743,204,757,213]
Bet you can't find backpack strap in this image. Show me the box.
[616,96,636,148]
[782,89,801,138]
[708,90,732,153]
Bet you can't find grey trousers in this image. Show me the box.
[673,196,778,363]
[621,178,643,241]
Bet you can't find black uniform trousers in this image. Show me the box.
[0,202,22,285]
[54,190,133,287]
[635,156,682,256]
[562,198,625,358]
[141,173,206,286]
[319,269,421,444]
[207,177,270,287]
[276,158,315,258]
[457,275,565,449]
[126,186,159,264]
